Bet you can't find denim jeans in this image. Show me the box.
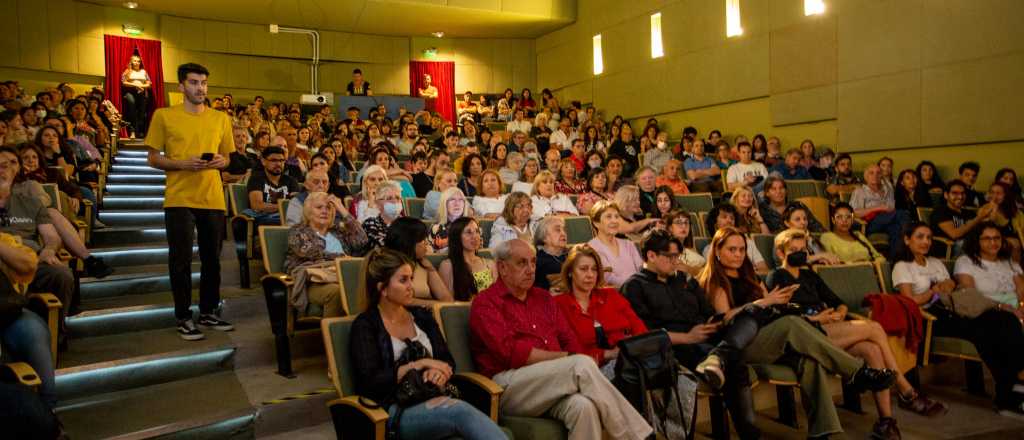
[866,209,910,257]
[164,208,224,320]
[387,397,507,440]
[79,185,98,222]
[241,208,280,226]
[2,310,55,410]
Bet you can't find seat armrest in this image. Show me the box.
[451,372,504,422]
[1,362,42,387]
[327,396,389,440]
[919,308,936,366]
[27,293,61,363]
[260,273,295,287]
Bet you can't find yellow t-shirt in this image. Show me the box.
[145,105,234,210]
[0,232,37,294]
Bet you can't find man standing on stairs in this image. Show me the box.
[145,63,235,341]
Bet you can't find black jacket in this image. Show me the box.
[350,306,456,406]
[621,268,716,334]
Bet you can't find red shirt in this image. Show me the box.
[656,176,690,195]
[554,288,649,365]
[470,279,583,378]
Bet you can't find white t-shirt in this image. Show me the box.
[472,195,506,218]
[390,323,434,361]
[892,257,950,295]
[702,238,766,267]
[506,120,532,135]
[953,255,1022,306]
[531,194,578,220]
[511,181,533,195]
[726,162,769,186]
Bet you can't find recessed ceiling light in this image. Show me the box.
[431,31,444,38]
[124,1,138,8]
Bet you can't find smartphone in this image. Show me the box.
[707,313,726,324]
[201,153,214,161]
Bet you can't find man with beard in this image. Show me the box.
[146,63,235,341]
[245,146,299,225]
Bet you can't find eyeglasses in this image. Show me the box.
[672,219,690,226]
[833,214,854,221]
[658,252,680,259]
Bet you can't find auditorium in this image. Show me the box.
[0,0,1023,439]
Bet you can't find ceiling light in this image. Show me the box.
[124,1,138,8]
[431,31,444,38]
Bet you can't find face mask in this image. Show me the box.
[527,153,539,161]
[657,141,667,150]
[36,110,46,120]
[785,251,808,267]
[382,201,402,218]
[588,159,602,169]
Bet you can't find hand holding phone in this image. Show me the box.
[201,153,215,161]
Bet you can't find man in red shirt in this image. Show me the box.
[469,239,652,440]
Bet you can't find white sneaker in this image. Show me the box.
[177,319,205,341]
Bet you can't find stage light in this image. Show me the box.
[123,1,138,8]
[432,31,445,38]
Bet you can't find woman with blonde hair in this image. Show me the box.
[530,170,578,220]
[361,182,404,248]
[471,169,506,219]
[423,168,459,221]
[729,185,770,235]
[349,165,388,222]
[489,191,535,249]
[430,187,472,252]
[612,185,659,235]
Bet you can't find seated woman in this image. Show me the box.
[820,202,886,264]
[768,229,948,433]
[285,192,369,318]
[955,222,1024,311]
[498,151,523,186]
[895,222,1024,419]
[470,170,506,219]
[894,169,931,218]
[429,188,471,252]
[458,153,485,197]
[605,156,632,192]
[489,191,535,249]
[530,170,578,220]
[702,226,898,440]
[361,146,411,183]
[511,157,540,195]
[664,209,705,278]
[612,185,659,236]
[385,218,453,306]
[553,244,648,374]
[349,248,506,440]
[554,158,585,195]
[423,169,459,221]
[439,217,497,300]
[586,200,643,289]
[487,142,508,170]
[730,185,771,235]
[533,215,568,291]
[782,205,841,265]
[362,182,404,248]
[576,168,613,215]
[652,186,679,219]
[987,182,1024,257]
[703,203,769,273]
[349,165,388,222]
[0,230,59,418]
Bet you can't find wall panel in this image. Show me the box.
[838,70,921,150]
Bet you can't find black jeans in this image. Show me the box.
[165,208,224,321]
[122,89,148,136]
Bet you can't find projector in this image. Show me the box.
[300,93,334,106]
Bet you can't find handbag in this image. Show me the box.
[383,338,460,440]
[939,287,1000,319]
[614,330,696,439]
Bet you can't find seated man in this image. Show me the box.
[726,142,768,192]
[759,175,825,233]
[848,164,909,254]
[930,179,995,246]
[683,139,722,193]
[245,146,299,225]
[469,239,652,440]
[654,159,689,195]
[221,125,253,184]
[957,161,985,208]
[769,148,812,180]
[825,153,861,198]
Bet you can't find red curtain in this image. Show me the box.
[409,61,455,124]
[104,35,167,135]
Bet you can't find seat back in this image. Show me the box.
[796,196,831,230]
[434,303,476,373]
[877,261,895,293]
[688,212,706,238]
[40,183,60,210]
[674,193,714,213]
[336,258,366,315]
[787,180,820,199]
[278,198,291,225]
[695,237,710,254]
[228,183,250,216]
[751,234,777,269]
[917,207,933,226]
[425,253,446,270]
[405,197,426,219]
[565,215,594,245]
[321,316,357,396]
[477,218,494,247]
[814,263,882,315]
[259,226,290,274]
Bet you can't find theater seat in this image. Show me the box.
[278,198,291,226]
[336,258,365,316]
[0,362,42,388]
[229,183,257,288]
[404,197,425,219]
[563,216,593,245]
[674,193,714,213]
[434,303,568,440]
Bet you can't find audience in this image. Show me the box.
[759,175,825,233]
[422,169,458,221]
[586,201,643,289]
[245,146,299,225]
[826,154,861,198]
[849,164,909,254]
[730,185,770,235]
[957,161,985,208]
[702,203,769,273]
[655,159,690,195]
[820,202,885,264]
[930,179,995,247]
[532,216,568,291]
[770,148,812,180]
[384,217,453,305]
[530,170,578,219]
[916,161,944,193]
[361,182,404,248]
[488,191,535,249]
[438,217,496,300]
[726,142,768,192]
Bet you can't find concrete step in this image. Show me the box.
[116,148,149,158]
[98,209,166,226]
[112,156,150,166]
[91,244,196,267]
[101,196,165,210]
[106,173,165,184]
[81,266,200,300]
[91,226,167,247]
[110,164,164,175]
[61,325,234,368]
[105,184,167,196]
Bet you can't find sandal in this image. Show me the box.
[898,390,949,417]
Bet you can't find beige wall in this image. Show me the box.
[0,0,535,104]
[535,0,1024,183]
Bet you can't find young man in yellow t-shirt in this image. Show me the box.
[145,63,235,341]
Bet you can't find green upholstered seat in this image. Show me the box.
[751,234,777,269]
[478,218,494,248]
[786,180,820,199]
[814,263,882,315]
[323,317,357,396]
[278,198,291,225]
[229,183,250,214]
[259,226,290,274]
[674,193,714,213]
[695,237,710,254]
[337,258,365,315]
[688,212,705,238]
[425,253,447,270]
[405,197,426,219]
[564,216,594,245]
[41,183,59,209]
